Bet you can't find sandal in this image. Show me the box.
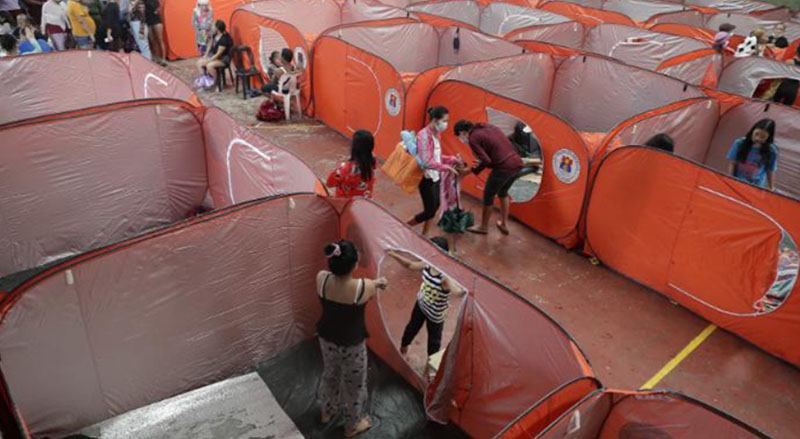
[345,416,373,437]
[496,221,509,235]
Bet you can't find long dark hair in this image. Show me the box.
[737,119,776,165]
[324,240,358,275]
[350,130,375,181]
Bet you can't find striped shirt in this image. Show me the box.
[417,266,450,324]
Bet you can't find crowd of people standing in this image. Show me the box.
[0,0,168,62]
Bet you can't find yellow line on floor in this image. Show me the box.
[641,323,718,390]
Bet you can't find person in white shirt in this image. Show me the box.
[42,0,69,50]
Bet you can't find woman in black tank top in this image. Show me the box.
[316,240,387,437]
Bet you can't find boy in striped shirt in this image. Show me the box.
[388,237,465,373]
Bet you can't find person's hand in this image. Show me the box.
[376,277,389,290]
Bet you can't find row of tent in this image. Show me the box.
[0,51,780,438]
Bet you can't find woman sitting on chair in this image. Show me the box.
[195,19,232,85]
[262,48,298,103]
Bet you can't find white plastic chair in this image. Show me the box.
[271,73,301,121]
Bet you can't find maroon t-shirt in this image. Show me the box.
[468,123,524,174]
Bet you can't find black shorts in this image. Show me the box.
[483,169,518,206]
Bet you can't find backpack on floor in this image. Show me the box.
[256,99,283,122]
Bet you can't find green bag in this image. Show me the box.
[437,208,474,234]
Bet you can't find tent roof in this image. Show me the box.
[326,21,523,72]
[602,0,686,22]
[0,50,195,126]
[584,23,710,71]
[407,0,482,27]
[480,3,573,35]
[718,56,800,98]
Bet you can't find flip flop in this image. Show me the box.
[467,226,488,235]
[496,222,509,235]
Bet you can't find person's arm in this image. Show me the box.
[443,276,465,297]
[767,171,775,191]
[360,277,388,303]
[387,251,426,272]
[725,138,741,177]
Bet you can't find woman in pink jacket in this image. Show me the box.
[407,106,457,236]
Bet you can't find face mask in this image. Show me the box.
[436,121,448,133]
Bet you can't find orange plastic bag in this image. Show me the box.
[381,142,423,194]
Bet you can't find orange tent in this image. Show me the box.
[423,53,710,245]
[0,100,325,278]
[0,50,198,125]
[512,22,723,85]
[0,194,596,439]
[311,21,524,158]
[162,0,247,59]
[584,146,800,367]
[499,388,772,439]
[230,0,414,113]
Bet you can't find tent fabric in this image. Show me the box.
[427,79,590,244]
[601,0,685,23]
[585,147,800,366]
[0,50,196,125]
[540,1,636,27]
[0,194,594,438]
[583,23,709,71]
[407,0,482,28]
[439,53,555,107]
[683,0,781,14]
[508,21,586,48]
[509,389,771,439]
[656,49,722,85]
[479,3,572,36]
[646,9,706,26]
[162,0,245,59]
[603,98,719,162]
[717,56,800,102]
[230,0,412,113]
[0,102,207,278]
[703,98,800,199]
[549,55,705,132]
[0,101,325,278]
[312,22,523,158]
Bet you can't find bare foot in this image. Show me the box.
[345,416,373,437]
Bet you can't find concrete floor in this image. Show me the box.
[172,60,800,438]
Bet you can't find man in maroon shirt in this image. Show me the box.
[454,120,523,235]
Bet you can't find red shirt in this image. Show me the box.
[327,161,375,199]
[468,123,524,174]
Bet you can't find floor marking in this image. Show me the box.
[641,323,718,390]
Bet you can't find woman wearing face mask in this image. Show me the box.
[726,119,779,190]
[407,106,458,236]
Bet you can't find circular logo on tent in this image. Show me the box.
[294,47,307,70]
[385,89,401,117]
[552,149,580,184]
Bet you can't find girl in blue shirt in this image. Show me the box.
[726,119,778,190]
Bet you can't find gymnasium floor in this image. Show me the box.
[171,60,800,438]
